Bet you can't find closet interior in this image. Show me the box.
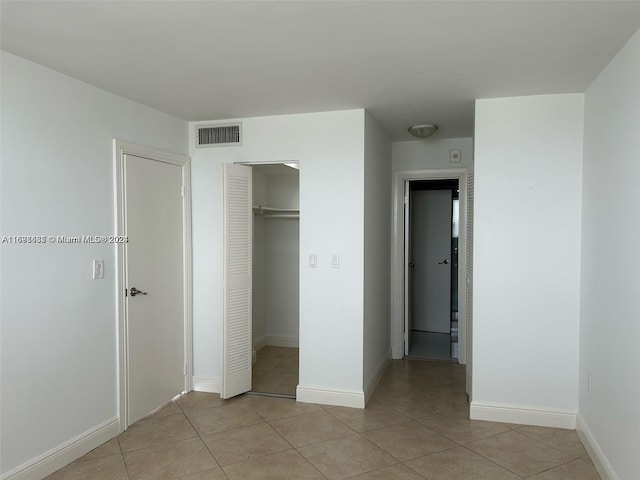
[250,164,300,397]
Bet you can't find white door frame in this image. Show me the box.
[114,139,193,431]
[391,168,469,363]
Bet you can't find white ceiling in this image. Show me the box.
[2,1,640,141]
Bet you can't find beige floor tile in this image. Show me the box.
[276,356,300,375]
[186,403,264,435]
[252,357,283,379]
[143,399,183,419]
[201,423,291,466]
[246,394,322,420]
[362,420,456,461]
[74,438,121,463]
[252,372,298,396]
[124,437,217,480]
[176,391,236,413]
[529,457,601,480]
[516,425,587,458]
[386,391,451,419]
[326,402,409,432]
[405,446,520,480]
[298,433,397,480]
[466,430,576,477]
[419,410,513,444]
[370,378,415,402]
[175,467,228,479]
[427,388,470,409]
[347,463,424,479]
[222,449,326,480]
[118,412,197,452]
[46,454,128,480]
[270,411,354,447]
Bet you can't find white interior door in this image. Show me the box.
[222,164,252,399]
[125,153,185,425]
[411,189,452,334]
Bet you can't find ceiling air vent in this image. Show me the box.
[196,123,242,147]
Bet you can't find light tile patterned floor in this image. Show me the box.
[252,346,299,396]
[46,359,601,480]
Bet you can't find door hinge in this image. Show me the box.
[180,185,185,197]
[125,288,128,297]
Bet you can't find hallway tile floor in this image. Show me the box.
[46,359,600,479]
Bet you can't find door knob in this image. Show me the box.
[438,259,449,265]
[130,287,147,297]
[408,262,415,268]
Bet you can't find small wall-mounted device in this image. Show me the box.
[449,149,462,163]
[92,259,104,279]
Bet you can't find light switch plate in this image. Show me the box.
[330,254,340,269]
[309,254,318,268]
[93,259,104,279]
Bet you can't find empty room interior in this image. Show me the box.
[1,2,640,480]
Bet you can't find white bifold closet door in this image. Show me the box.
[222,164,253,399]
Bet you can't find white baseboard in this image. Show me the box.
[265,335,299,348]
[470,401,576,429]
[297,384,365,409]
[576,415,619,480]
[1,417,119,480]
[253,336,266,351]
[192,376,221,394]
[364,348,392,405]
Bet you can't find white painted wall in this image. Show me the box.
[190,110,366,398]
[363,113,392,398]
[393,138,474,172]
[0,52,188,475]
[265,217,299,343]
[264,174,299,343]
[472,94,583,424]
[579,29,640,480]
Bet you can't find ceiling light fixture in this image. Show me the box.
[408,124,439,139]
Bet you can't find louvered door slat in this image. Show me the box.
[222,164,252,399]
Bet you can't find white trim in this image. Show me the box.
[192,377,222,394]
[576,415,619,480]
[470,401,577,429]
[297,385,365,408]
[265,335,299,348]
[114,139,193,431]
[391,168,470,362]
[364,348,392,404]
[0,418,119,480]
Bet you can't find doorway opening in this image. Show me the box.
[391,168,472,399]
[250,164,300,398]
[406,179,459,361]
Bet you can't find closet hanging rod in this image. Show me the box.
[252,206,299,212]
[257,214,300,219]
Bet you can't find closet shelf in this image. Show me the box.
[252,205,299,218]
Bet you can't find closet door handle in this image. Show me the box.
[438,259,449,265]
